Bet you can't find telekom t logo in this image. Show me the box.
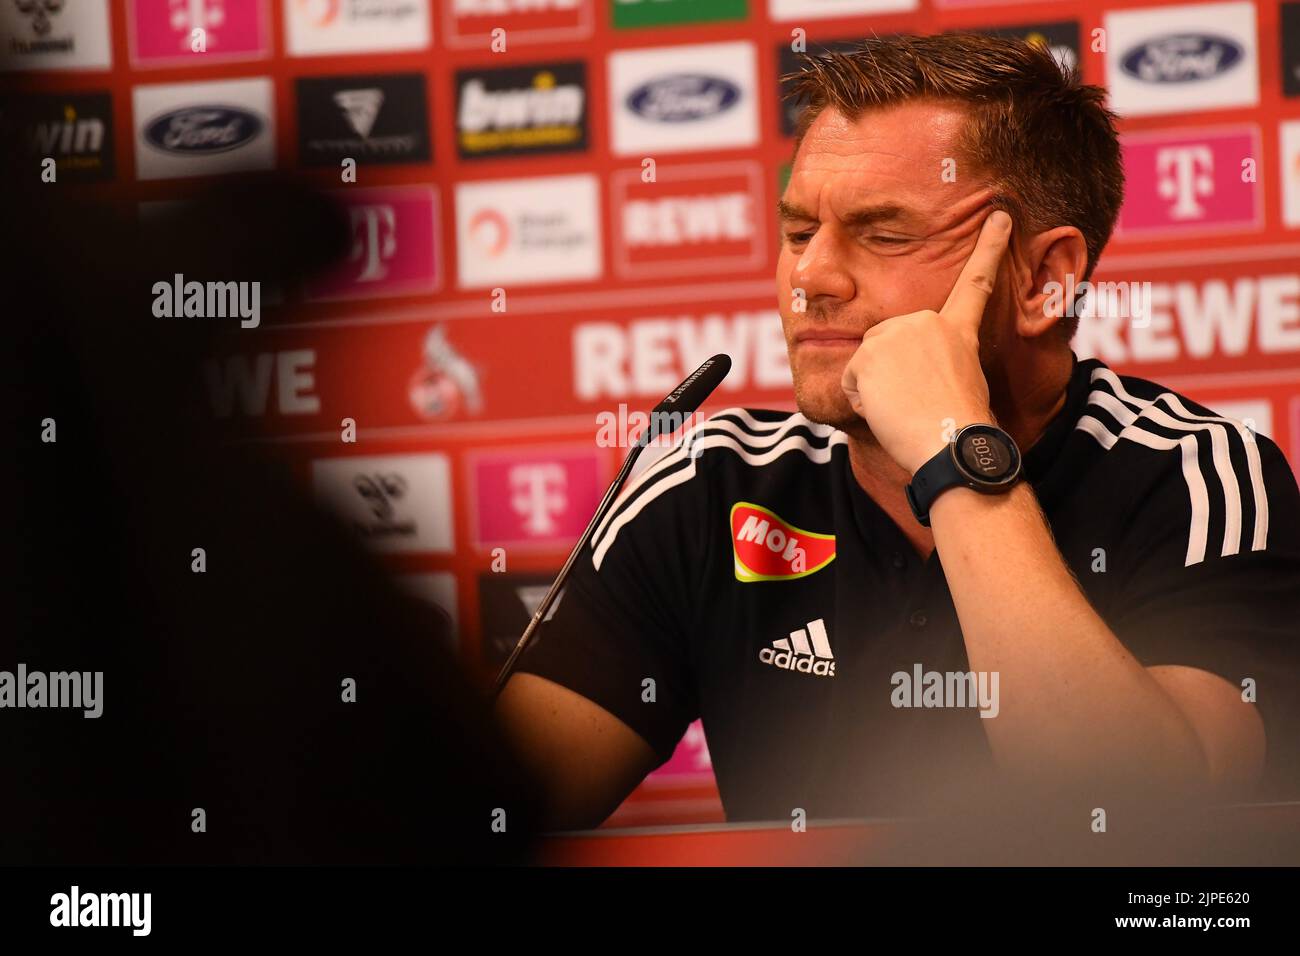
[509,464,568,536]
[169,0,225,35]
[350,205,397,282]
[1155,146,1215,220]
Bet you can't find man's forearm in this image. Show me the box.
[927,481,1209,790]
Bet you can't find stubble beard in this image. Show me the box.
[789,353,873,441]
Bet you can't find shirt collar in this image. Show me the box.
[1021,351,1095,485]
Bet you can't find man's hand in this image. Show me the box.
[840,209,1013,474]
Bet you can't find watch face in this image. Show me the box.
[955,426,1020,485]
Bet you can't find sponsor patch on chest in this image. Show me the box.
[730,501,835,582]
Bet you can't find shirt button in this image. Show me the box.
[908,610,928,630]
[892,552,906,570]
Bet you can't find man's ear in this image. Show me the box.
[1013,225,1089,339]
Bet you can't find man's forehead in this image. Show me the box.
[798,101,968,161]
[784,102,975,221]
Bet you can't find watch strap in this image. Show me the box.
[905,424,1023,527]
[905,445,961,528]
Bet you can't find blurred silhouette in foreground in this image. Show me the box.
[0,132,540,863]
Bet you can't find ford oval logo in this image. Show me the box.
[1120,34,1243,83]
[627,74,740,123]
[143,106,264,154]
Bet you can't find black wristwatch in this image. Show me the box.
[905,424,1022,527]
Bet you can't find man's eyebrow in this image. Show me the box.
[841,203,910,227]
[776,199,814,223]
[776,200,913,226]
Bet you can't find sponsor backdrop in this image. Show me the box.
[6,0,1300,825]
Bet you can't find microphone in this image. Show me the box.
[492,354,732,697]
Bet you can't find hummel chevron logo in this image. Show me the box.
[731,501,835,582]
[759,618,836,677]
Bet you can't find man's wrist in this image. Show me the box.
[902,409,996,476]
[928,477,1032,528]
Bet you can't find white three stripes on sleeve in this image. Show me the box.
[1075,368,1268,567]
[589,411,846,571]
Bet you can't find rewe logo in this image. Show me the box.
[731,501,835,582]
[612,164,764,277]
[759,618,835,677]
[624,193,753,246]
[445,0,590,49]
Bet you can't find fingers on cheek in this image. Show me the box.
[844,354,871,393]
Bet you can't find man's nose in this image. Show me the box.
[790,227,855,307]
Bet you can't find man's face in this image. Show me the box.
[777,101,1004,432]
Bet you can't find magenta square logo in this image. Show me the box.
[130,0,270,66]
[306,187,441,302]
[649,720,713,780]
[471,449,603,551]
[1117,126,1263,238]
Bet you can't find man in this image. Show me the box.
[495,35,1300,830]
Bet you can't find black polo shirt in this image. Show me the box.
[516,354,1300,820]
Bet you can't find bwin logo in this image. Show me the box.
[759,618,835,677]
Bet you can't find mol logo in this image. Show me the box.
[730,501,834,583]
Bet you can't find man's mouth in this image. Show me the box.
[793,328,863,349]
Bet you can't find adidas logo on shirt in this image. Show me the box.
[759,618,836,677]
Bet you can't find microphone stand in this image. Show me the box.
[491,354,730,697]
